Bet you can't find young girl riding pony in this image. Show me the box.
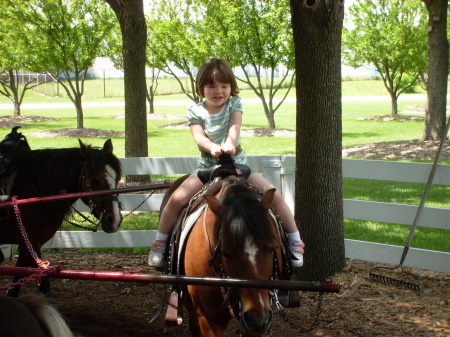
[148,58,304,268]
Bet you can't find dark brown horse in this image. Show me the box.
[0,139,122,296]
[0,294,74,337]
[173,177,285,337]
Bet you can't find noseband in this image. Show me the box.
[79,162,120,210]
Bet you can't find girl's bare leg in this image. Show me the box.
[148,175,204,267]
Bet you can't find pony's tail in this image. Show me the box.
[20,295,74,337]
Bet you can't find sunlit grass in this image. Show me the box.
[344,219,450,252]
[343,178,449,208]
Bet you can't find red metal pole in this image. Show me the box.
[0,183,172,209]
[0,266,340,293]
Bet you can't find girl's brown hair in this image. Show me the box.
[196,58,239,98]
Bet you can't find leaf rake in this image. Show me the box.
[370,115,450,291]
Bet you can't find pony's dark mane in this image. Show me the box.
[219,180,276,249]
[13,145,121,196]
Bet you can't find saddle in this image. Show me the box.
[197,152,251,184]
[0,127,31,202]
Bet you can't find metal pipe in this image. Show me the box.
[0,266,340,293]
[0,183,172,209]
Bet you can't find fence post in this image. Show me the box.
[0,244,11,260]
[281,155,296,213]
[261,156,283,191]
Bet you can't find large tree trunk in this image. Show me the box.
[422,0,448,141]
[106,0,149,183]
[290,0,346,281]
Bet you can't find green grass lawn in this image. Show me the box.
[1,78,448,253]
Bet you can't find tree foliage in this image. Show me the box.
[142,0,294,128]
[200,0,295,129]
[0,2,52,116]
[6,0,115,128]
[343,0,428,115]
[146,0,209,104]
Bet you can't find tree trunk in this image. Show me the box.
[263,103,276,129]
[106,0,149,183]
[422,0,448,140]
[390,93,399,116]
[290,0,346,281]
[146,89,154,114]
[8,70,20,117]
[13,102,20,116]
[75,94,84,129]
[147,83,155,114]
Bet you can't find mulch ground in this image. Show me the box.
[0,251,448,337]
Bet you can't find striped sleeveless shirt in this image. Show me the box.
[187,96,246,166]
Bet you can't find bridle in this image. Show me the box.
[66,162,121,231]
[204,202,281,335]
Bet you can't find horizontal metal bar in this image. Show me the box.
[0,266,340,293]
[0,183,172,209]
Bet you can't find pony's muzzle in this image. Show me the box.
[101,211,122,233]
[242,308,273,335]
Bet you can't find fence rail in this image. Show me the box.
[2,156,449,273]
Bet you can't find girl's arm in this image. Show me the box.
[190,124,222,157]
[221,110,242,155]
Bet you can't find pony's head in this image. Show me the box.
[78,139,122,233]
[205,180,279,336]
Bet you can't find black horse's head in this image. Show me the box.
[78,139,122,233]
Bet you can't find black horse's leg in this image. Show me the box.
[36,249,51,296]
[5,245,51,297]
[5,245,27,297]
[5,277,20,297]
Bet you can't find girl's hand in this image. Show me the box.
[210,144,223,157]
[221,143,236,155]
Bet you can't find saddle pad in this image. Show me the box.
[177,203,207,274]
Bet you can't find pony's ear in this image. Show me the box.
[78,139,90,159]
[260,188,276,210]
[103,139,113,153]
[204,194,223,216]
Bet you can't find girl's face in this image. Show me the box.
[203,80,231,111]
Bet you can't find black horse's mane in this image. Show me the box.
[219,180,276,249]
[13,145,121,196]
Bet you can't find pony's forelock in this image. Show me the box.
[220,181,276,249]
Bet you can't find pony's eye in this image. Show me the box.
[221,251,231,260]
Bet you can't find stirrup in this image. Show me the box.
[276,275,301,308]
[165,291,183,326]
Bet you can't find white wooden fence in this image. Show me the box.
[2,156,449,273]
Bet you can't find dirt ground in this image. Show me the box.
[0,113,449,336]
[0,251,448,337]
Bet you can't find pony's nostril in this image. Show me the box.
[242,310,272,334]
[101,213,121,233]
